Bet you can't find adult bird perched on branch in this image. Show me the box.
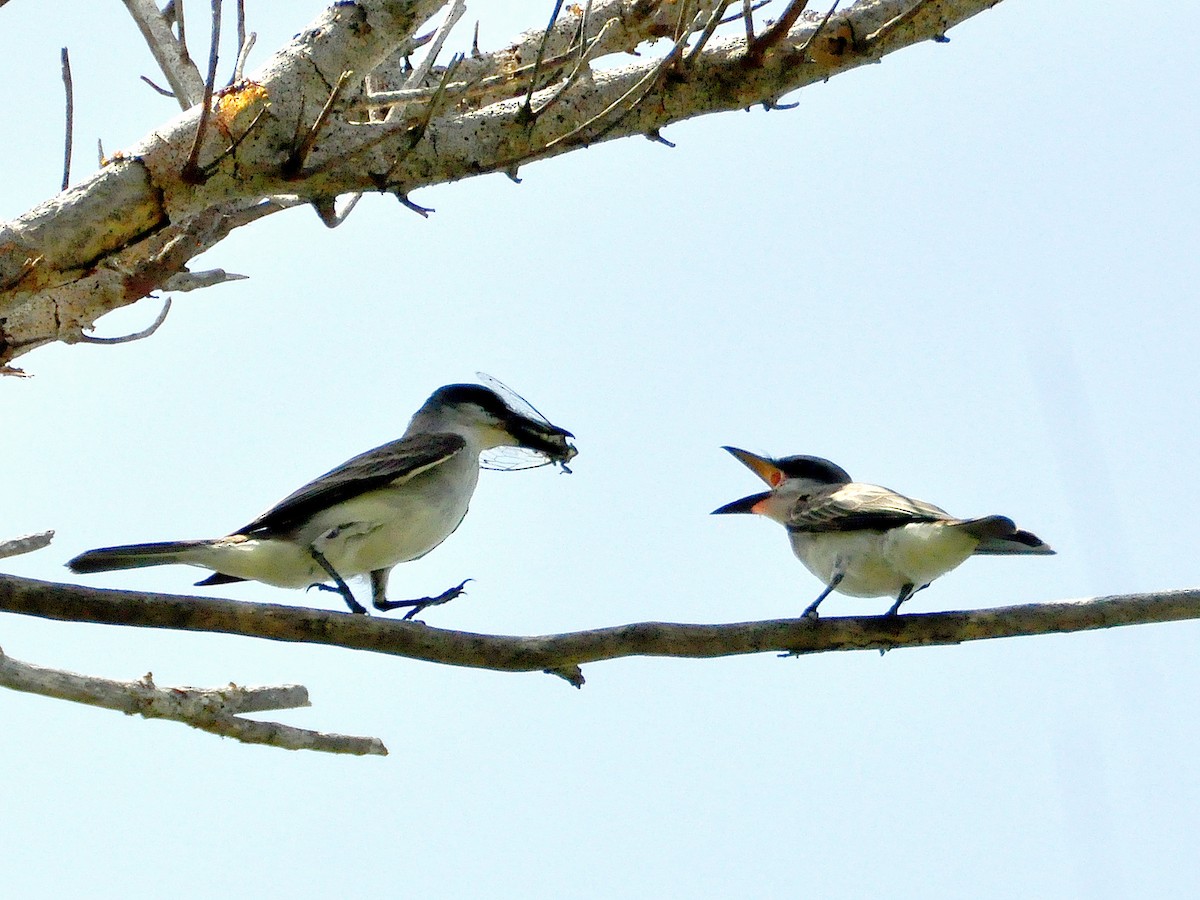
[68,383,577,617]
[712,447,1053,618]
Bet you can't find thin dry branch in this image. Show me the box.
[232,30,256,84]
[122,0,206,108]
[1,574,1196,687]
[180,0,223,184]
[0,644,386,755]
[0,531,54,560]
[162,268,248,290]
[77,296,172,344]
[60,48,73,191]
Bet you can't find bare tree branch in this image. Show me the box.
[162,268,248,291]
[1,0,1002,367]
[60,47,73,191]
[77,296,172,344]
[231,0,247,84]
[0,645,386,755]
[232,30,256,84]
[180,0,223,184]
[121,0,206,108]
[1,574,1196,688]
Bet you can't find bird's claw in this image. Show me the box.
[307,581,366,614]
[376,578,473,619]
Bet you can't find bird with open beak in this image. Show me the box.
[712,446,1053,618]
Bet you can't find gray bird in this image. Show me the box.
[68,383,577,617]
[712,447,1053,617]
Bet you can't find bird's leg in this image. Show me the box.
[307,547,366,614]
[884,582,924,617]
[803,571,845,619]
[370,569,472,620]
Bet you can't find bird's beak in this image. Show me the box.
[721,446,785,488]
[711,491,771,515]
[509,416,578,465]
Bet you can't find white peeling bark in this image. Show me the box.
[0,0,1003,368]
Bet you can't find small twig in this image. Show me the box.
[684,1,734,66]
[0,532,55,561]
[379,52,464,180]
[396,193,434,217]
[359,29,610,118]
[537,12,702,157]
[60,47,73,191]
[180,0,223,183]
[401,0,465,95]
[222,196,303,230]
[198,103,268,177]
[408,0,465,83]
[139,74,176,97]
[533,10,613,119]
[174,0,189,60]
[544,665,585,688]
[312,193,363,229]
[283,69,354,178]
[732,0,770,34]
[0,648,386,756]
[746,0,810,64]
[864,0,950,48]
[162,269,248,291]
[794,1,840,59]
[232,31,256,84]
[671,0,697,43]
[520,0,565,120]
[234,0,245,66]
[78,297,172,345]
[121,0,205,108]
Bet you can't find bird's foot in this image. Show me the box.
[373,578,473,620]
[306,581,366,614]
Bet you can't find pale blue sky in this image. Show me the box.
[2,2,1198,897]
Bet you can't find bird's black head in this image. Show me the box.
[425,383,577,467]
[773,455,852,486]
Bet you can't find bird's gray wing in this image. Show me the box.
[236,433,467,536]
[787,483,953,533]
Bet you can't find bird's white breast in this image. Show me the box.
[789,523,978,598]
[303,449,480,577]
[175,443,482,589]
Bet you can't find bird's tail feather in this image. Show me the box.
[66,540,216,574]
[955,515,1055,555]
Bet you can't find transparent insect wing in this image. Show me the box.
[475,373,574,473]
[476,372,554,425]
[479,446,556,472]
